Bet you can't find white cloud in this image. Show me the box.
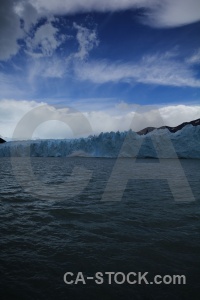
[0,100,89,139]
[160,104,200,126]
[31,0,151,15]
[74,53,200,88]
[0,99,200,139]
[25,21,66,57]
[114,102,200,130]
[186,49,200,65]
[143,0,200,28]
[73,22,99,60]
[31,0,200,28]
[0,99,43,138]
[84,103,200,133]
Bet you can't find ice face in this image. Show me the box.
[0,124,199,158]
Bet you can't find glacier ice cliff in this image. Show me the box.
[0,124,200,158]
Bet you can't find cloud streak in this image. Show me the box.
[74,52,200,88]
[32,0,200,28]
[186,48,200,65]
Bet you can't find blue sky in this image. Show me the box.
[0,0,200,139]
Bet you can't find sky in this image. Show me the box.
[0,0,200,139]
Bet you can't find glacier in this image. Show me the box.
[0,124,200,158]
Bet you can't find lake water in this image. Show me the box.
[0,158,200,300]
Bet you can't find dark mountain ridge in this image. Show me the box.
[137,118,200,135]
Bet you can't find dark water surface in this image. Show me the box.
[0,158,200,300]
